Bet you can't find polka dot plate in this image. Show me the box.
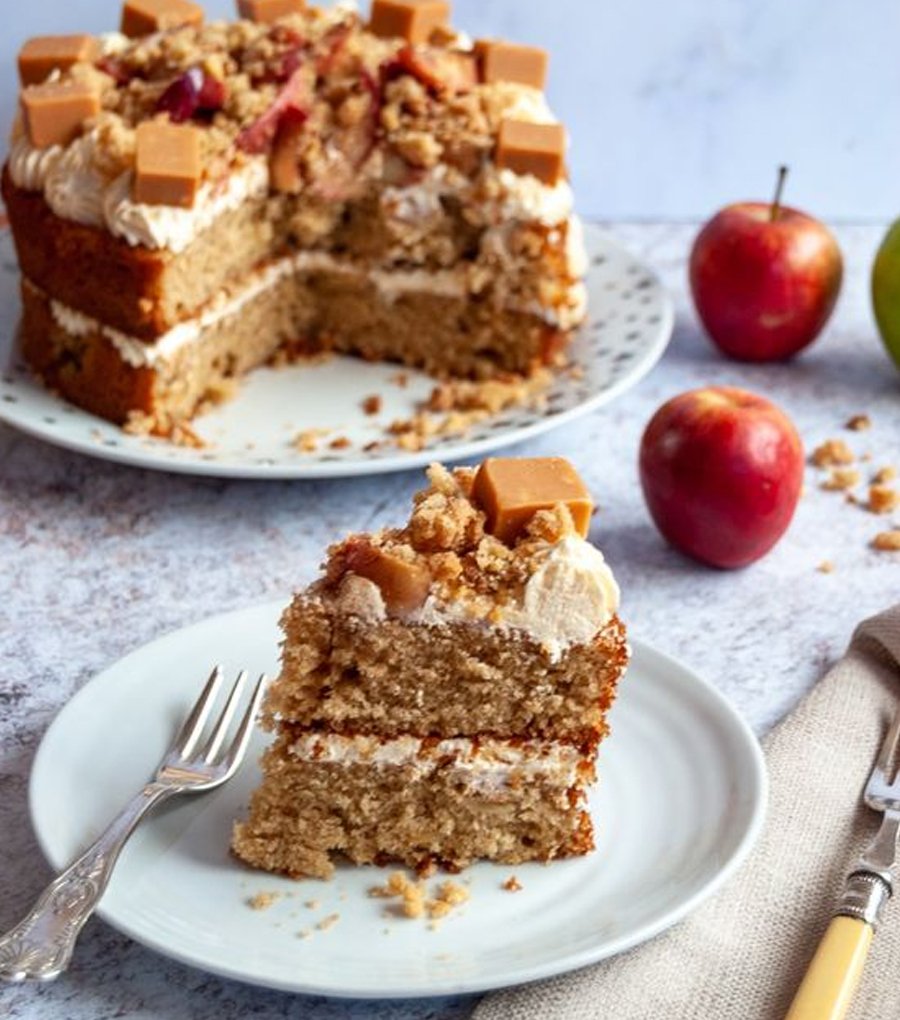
[0,224,673,479]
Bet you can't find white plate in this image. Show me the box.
[29,601,766,999]
[0,225,672,479]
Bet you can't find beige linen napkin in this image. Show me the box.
[473,606,900,1020]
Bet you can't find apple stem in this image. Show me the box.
[770,165,789,222]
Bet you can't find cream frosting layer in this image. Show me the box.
[335,534,620,662]
[9,134,271,255]
[287,732,584,793]
[38,242,586,369]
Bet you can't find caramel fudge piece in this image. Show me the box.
[496,120,566,186]
[18,35,100,87]
[344,540,431,613]
[237,0,305,22]
[133,121,201,208]
[370,0,450,44]
[21,81,101,148]
[472,457,592,544]
[121,0,204,38]
[474,39,548,90]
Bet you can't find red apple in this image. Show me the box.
[639,387,804,569]
[690,167,843,361]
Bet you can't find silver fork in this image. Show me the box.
[0,666,267,984]
[785,709,900,1020]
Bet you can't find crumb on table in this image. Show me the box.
[873,531,900,552]
[362,394,383,415]
[845,414,871,432]
[816,560,835,574]
[867,485,900,515]
[821,468,860,492]
[502,875,523,892]
[811,439,855,468]
[316,913,340,931]
[873,466,897,485]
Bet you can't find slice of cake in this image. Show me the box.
[5,1,588,438]
[232,457,628,878]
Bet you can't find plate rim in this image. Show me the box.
[0,225,673,480]
[28,601,768,999]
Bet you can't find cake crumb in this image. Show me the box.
[874,467,897,485]
[816,560,835,574]
[304,899,320,910]
[502,876,523,892]
[867,485,900,515]
[821,468,860,491]
[369,871,426,918]
[811,439,855,467]
[846,414,871,431]
[316,913,340,931]
[362,394,383,415]
[387,370,552,451]
[390,372,409,388]
[873,531,900,551]
[329,436,351,450]
[247,891,279,911]
[426,881,470,919]
[293,428,330,453]
[297,929,311,940]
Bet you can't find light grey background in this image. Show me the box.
[4,0,900,220]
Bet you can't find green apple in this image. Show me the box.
[873,220,900,368]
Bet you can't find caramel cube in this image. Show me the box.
[474,39,548,90]
[369,0,450,44]
[21,81,101,149]
[121,0,204,38]
[133,122,201,208]
[345,542,431,614]
[472,457,592,544]
[237,0,305,22]
[18,35,100,87]
[496,119,565,186]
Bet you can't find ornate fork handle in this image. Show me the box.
[0,782,175,982]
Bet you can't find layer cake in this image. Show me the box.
[232,456,629,877]
[5,1,588,437]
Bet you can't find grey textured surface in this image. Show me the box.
[2,222,899,1018]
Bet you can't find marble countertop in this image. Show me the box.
[2,222,899,1019]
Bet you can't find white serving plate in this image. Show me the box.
[30,601,766,998]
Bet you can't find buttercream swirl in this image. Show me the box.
[43,136,107,228]
[8,137,65,192]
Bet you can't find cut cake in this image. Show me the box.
[232,456,629,878]
[5,0,588,437]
